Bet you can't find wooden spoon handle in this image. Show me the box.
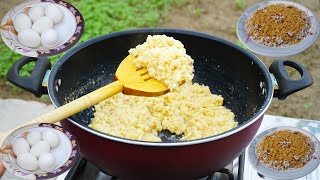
[35,80,123,124]
[0,80,123,145]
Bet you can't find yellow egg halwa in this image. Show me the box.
[90,83,237,142]
[129,35,194,91]
[89,35,237,142]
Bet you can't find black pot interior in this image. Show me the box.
[50,29,271,140]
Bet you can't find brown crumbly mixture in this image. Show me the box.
[256,130,315,171]
[245,4,311,47]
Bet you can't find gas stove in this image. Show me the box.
[64,153,245,180]
[61,115,320,180]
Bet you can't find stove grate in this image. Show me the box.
[66,153,245,180]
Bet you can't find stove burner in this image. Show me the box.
[65,153,245,180]
[196,168,234,180]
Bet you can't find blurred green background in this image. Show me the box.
[0,0,181,79]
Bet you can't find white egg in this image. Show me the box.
[12,138,30,156]
[42,130,59,148]
[41,29,59,48]
[30,141,50,158]
[45,4,63,24]
[26,130,41,146]
[18,29,41,48]
[38,153,55,171]
[13,13,32,32]
[17,152,38,171]
[32,16,53,34]
[27,5,44,22]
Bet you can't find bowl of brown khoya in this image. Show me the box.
[237,0,319,57]
[248,126,320,180]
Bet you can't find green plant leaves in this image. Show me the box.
[0,0,180,79]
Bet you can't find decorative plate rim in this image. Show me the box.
[236,0,319,57]
[0,0,85,57]
[0,123,80,180]
[248,126,320,180]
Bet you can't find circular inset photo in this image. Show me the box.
[237,1,319,57]
[248,126,320,180]
[0,0,84,57]
[0,123,80,180]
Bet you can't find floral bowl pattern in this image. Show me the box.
[0,123,80,180]
[0,0,84,57]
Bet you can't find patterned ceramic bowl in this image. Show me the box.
[0,0,84,57]
[248,126,320,180]
[237,1,319,57]
[0,123,80,180]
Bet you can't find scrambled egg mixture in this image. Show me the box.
[89,35,237,142]
[129,35,194,91]
[90,83,236,142]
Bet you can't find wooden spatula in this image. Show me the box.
[0,54,168,144]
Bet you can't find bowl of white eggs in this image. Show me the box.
[0,123,79,180]
[0,0,84,57]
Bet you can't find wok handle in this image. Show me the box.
[6,56,51,97]
[0,80,123,145]
[269,60,313,100]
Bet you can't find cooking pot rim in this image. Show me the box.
[48,28,274,146]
